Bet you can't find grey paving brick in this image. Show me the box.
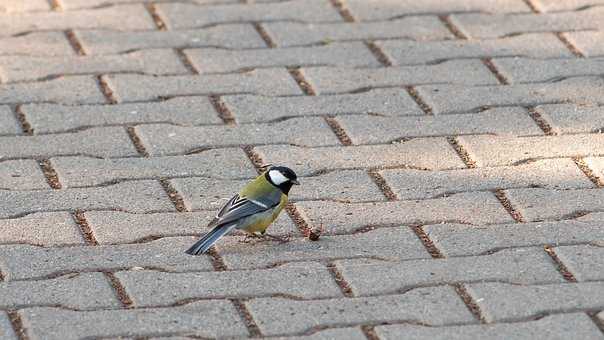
[268,328,366,340]
[533,0,604,11]
[61,0,239,9]
[416,77,604,114]
[107,69,302,101]
[0,4,155,36]
[77,25,266,54]
[247,286,474,335]
[493,57,604,83]
[375,313,604,340]
[346,0,529,20]
[24,97,221,134]
[0,159,49,190]
[186,43,380,73]
[506,187,604,221]
[51,149,255,187]
[0,180,174,218]
[117,262,341,306]
[0,311,16,340]
[555,245,604,281]
[425,220,604,256]
[566,31,604,57]
[264,17,452,47]
[378,34,572,65]
[218,227,431,269]
[255,139,466,176]
[0,32,73,57]
[586,157,604,183]
[297,192,514,234]
[457,134,604,167]
[0,127,137,159]
[20,301,248,340]
[0,237,212,280]
[451,7,604,38]
[0,273,119,309]
[303,60,498,94]
[223,88,423,123]
[0,106,19,135]
[337,248,562,296]
[0,0,49,12]
[381,159,594,200]
[536,103,604,134]
[0,212,84,246]
[158,0,342,29]
[136,118,339,156]
[337,107,542,144]
[467,282,604,322]
[86,210,299,244]
[0,50,188,83]
[0,76,106,104]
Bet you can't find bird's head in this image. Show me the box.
[265,166,299,194]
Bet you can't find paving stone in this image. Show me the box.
[337,107,542,144]
[107,69,302,101]
[223,88,423,123]
[86,210,299,244]
[0,311,17,340]
[0,237,212,280]
[493,57,604,83]
[457,134,604,167]
[0,106,20,135]
[0,0,50,12]
[467,282,604,322]
[378,34,572,65]
[381,159,593,200]
[346,0,529,20]
[247,286,474,335]
[255,139,466,176]
[0,4,155,36]
[0,273,119,309]
[533,0,604,11]
[265,17,451,47]
[451,7,604,38]
[426,220,604,256]
[0,212,84,246]
[297,192,514,234]
[24,97,221,134]
[506,188,604,221]
[20,301,248,340]
[218,227,431,269]
[268,328,366,340]
[0,180,174,219]
[186,42,380,73]
[0,32,73,57]
[0,127,137,159]
[375,313,604,340]
[0,50,188,82]
[61,0,239,8]
[0,159,49,190]
[51,149,255,187]
[585,157,604,183]
[136,117,339,156]
[117,262,341,306]
[566,31,604,57]
[303,60,499,94]
[416,77,604,114]
[536,103,604,134]
[555,245,604,281]
[336,248,562,296]
[158,0,342,29]
[0,76,106,104]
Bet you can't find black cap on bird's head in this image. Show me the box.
[265,165,299,194]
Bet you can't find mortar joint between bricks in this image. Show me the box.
[438,15,467,39]
[253,22,276,48]
[231,299,263,337]
[361,325,380,340]
[573,157,604,187]
[588,313,604,335]
[97,75,118,104]
[104,271,134,308]
[65,29,86,55]
[39,159,62,189]
[481,58,509,85]
[404,86,433,115]
[493,189,525,223]
[367,169,397,201]
[453,283,487,323]
[7,310,29,340]
[527,106,556,135]
[13,104,33,135]
[326,262,354,297]
[543,245,578,282]
[555,32,585,58]
[72,210,99,245]
[159,178,189,212]
[411,225,444,258]
[288,67,316,96]
[175,49,200,74]
[145,3,168,30]
[329,0,356,22]
[522,0,542,13]
[365,40,393,66]
[49,0,63,11]
[324,116,353,146]
[210,95,236,125]
[446,136,476,168]
[126,126,150,157]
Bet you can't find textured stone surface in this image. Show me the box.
[0,212,84,246]
[536,103,604,134]
[506,188,604,221]
[585,157,604,182]
[0,76,106,104]
[0,106,20,135]
[223,88,423,123]
[0,160,49,190]
[0,32,74,56]
[337,107,541,144]
[0,312,16,340]
[303,60,498,94]
[0,0,49,12]
[61,0,239,8]
[51,149,255,187]
[533,0,604,11]
[567,31,604,57]
[297,192,514,234]
[0,237,212,280]
[247,286,475,335]
[494,57,604,83]
[555,245,604,281]
[381,159,594,200]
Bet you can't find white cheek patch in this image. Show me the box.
[268,170,289,185]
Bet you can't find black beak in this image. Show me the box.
[291,179,300,185]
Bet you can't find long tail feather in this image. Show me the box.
[185,223,236,255]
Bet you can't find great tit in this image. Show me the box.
[185,165,299,255]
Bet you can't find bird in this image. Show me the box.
[185,165,299,255]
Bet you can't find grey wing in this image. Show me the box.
[213,193,280,226]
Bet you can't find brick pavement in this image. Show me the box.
[0,0,603,339]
